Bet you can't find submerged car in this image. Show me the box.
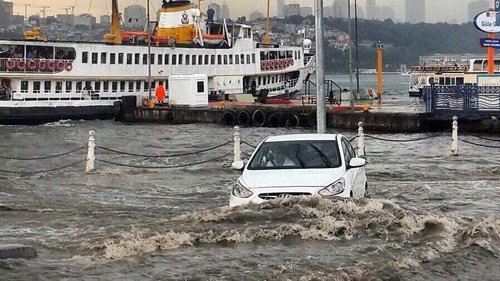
[229,134,367,207]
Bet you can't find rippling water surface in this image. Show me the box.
[0,75,499,280]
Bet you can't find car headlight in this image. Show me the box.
[232,181,253,198]
[318,178,345,196]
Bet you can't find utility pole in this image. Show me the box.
[315,0,326,133]
[347,0,355,110]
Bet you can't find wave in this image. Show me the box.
[42,119,74,127]
[78,197,500,276]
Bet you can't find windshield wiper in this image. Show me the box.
[295,146,305,168]
[307,143,332,168]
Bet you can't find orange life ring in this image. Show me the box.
[38,59,46,70]
[261,61,266,69]
[65,61,73,71]
[289,58,294,65]
[27,59,37,70]
[47,60,55,70]
[56,60,65,70]
[6,59,15,70]
[16,59,26,70]
[141,97,149,107]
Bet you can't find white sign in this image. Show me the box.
[474,11,500,33]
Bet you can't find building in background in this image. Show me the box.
[379,6,395,21]
[284,4,300,17]
[333,0,348,18]
[300,6,313,17]
[366,0,376,19]
[277,0,285,17]
[0,0,13,27]
[405,0,425,23]
[249,11,264,21]
[57,14,75,25]
[100,15,111,25]
[123,5,146,29]
[468,0,489,21]
[74,14,96,29]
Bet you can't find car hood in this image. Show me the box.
[240,168,344,189]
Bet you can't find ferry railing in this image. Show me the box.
[424,85,500,116]
[303,79,342,105]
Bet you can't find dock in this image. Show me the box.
[116,96,500,133]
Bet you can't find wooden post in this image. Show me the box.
[376,41,383,103]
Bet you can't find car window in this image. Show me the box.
[248,140,341,170]
[341,138,356,165]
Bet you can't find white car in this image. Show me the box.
[230,134,367,207]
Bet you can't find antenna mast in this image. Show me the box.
[262,0,270,44]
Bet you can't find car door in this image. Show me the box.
[341,137,366,197]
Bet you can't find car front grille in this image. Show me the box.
[258,192,312,200]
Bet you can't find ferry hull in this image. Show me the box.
[0,103,114,125]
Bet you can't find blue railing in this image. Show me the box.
[423,85,500,115]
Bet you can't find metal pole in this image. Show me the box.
[147,0,152,101]
[85,130,95,173]
[315,0,326,134]
[354,0,360,94]
[347,0,355,110]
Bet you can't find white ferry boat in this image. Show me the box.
[408,54,500,98]
[0,0,314,124]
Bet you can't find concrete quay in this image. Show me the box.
[116,97,499,133]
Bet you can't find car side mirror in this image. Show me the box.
[349,157,366,168]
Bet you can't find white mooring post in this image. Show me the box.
[451,116,459,156]
[357,121,365,157]
[85,130,96,173]
[231,126,244,170]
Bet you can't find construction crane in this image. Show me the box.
[262,0,270,44]
[59,7,71,15]
[13,3,31,20]
[34,6,50,18]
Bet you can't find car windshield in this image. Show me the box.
[248,140,341,170]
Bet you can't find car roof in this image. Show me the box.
[263,134,342,142]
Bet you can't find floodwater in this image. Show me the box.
[0,75,499,280]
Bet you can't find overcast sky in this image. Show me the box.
[9,0,493,24]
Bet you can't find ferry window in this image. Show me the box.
[252,54,255,64]
[76,82,82,93]
[143,81,148,90]
[33,81,41,92]
[135,53,140,64]
[55,81,62,93]
[294,51,297,60]
[258,77,261,85]
[101,52,107,64]
[445,77,451,85]
[451,78,456,85]
[218,55,222,65]
[197,81,204,93]
[198,55,203,65]
[211,55,215,64]
[95,82,101,91]
[456,77,464,85]
[112,82,118,92]
[287,51,293,58]
[205,55,209,65]
[192,55,196,65]
[120,81,125,92]
[186,55,190,65]
[172,55,177,65]
[44,81,51,93]
[65,81,72,93]
[103,81,109,92]
[158,54,163,65]
[110,53,116,64]
[82,52,88,63]
[224,55,228,65]
[178,54,183,65]
[229,55,233,65]
[118,53,124,64]
[165,54,169,65]
[127,53,132,65]
[143,54,147,65]
[91,53,98,64]
[247,55,251,65]
[150,54,155,65]
[439,77,445,85]
[128,81,134,92]
[241,54,245,64]
[21,81,28,92]
[236,55,239,64]
[136,81,141,91]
